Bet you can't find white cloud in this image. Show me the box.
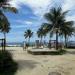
[11,25,25,28]
[62,0,75,11]
[62,0,75,22]
[9,0,75,22]
[9,0,52,16]
[66,16,75,21]
[22,20,33,25]
[25,0,52,16]
[9,0,21,8]
[14,20,33,25]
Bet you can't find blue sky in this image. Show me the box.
[0,0,75,42]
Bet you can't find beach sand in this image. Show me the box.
[5,47,75,75]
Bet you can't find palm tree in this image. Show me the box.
[44,7,74,50]
[24,29,33,44]
[41,23,53,40]
[0,0,17,50]
[37,28,45,45]
[40,24,47,40]
[41,23,54,48]
[59,21,74,48]
[0,10,10,50]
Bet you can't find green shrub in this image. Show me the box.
[0,50,18,75]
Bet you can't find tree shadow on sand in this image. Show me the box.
[17,60,39,71]
[67,50,75,54]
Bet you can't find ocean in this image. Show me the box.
[6,42,35,47]
[6,42,23,47]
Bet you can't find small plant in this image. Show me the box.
[0,50,18,75]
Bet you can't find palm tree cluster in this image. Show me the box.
[0,0,17,50]
[37,7,75,50]
[37,27,45,43]
[24,29,33,44]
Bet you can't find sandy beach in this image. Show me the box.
[5,47,75,75]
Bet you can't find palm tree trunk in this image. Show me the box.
[44,36,46,47]
[49,35,51,49]
[65,35,67,48]
[28,37,30,45]
[40,36,42,46]
[56,30,58,50]
[4,32,6,51]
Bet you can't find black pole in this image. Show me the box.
[2,39,3,51]
[4,39,6,51]
[56,30,58,50]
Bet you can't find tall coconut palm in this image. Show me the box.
[44,7,74,50]
[1,14,10,44]
[0,0,17,32]
[37,28,45,45]
[24,29,33,44]
[41,23,53,41]
[59,21,74,48]
[0,10,10,50]
[0,0,17,50]
[40,23,47,39]
[41,23,54,48]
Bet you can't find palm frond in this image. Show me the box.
[24,29,33,39]
[2,6,18,13]
[0,10,10,33]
